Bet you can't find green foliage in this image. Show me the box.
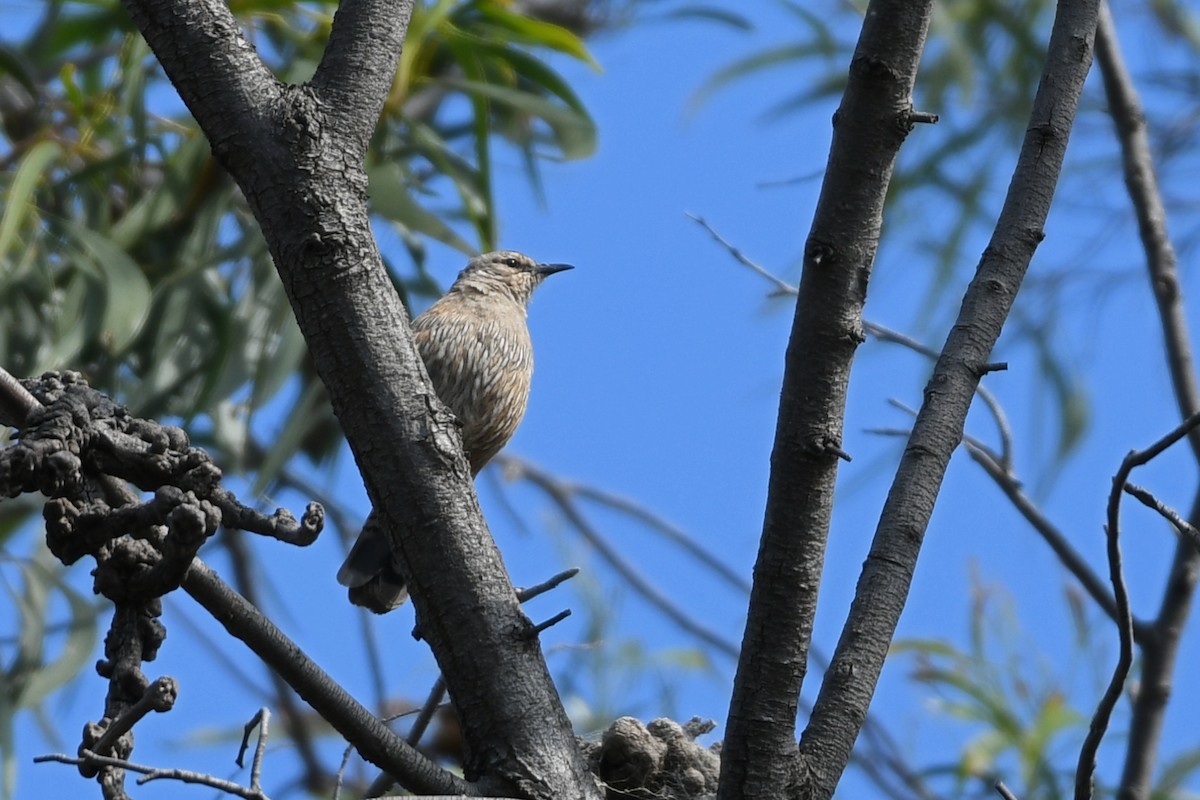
[0,542,102,797]
[893,578,1090,798]
[0,3,599,792]
[894,574,1200,799]
[0,0,597,475]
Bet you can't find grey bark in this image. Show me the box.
[795,0,1100,797]
[116,0,598,796]
[716,0,935,797]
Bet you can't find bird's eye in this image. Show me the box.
[504,257,521,268]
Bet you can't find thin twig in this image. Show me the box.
[516,567,581,602]
[407,677,448,748]
[528,609,572,637]
[364,674,450,800]
[89,676,178,757]
[36,750,269,800]
[965,441,1151,644]
[1095,6,1200,795]
[879,398,1149,644]
[0,366,40,427]
[498,455,750,595]
[1075,411,1200,799]
[236,709,270,794]
[995,780,1021,800]
[512,461,740,659]
[366,566,579,799]
[688,223,1017,471]
[1123,483,1200,553]
[685,212,798,297]
[333,742,355,800]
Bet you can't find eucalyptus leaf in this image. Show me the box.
[368,161,475,253]
[0,141,61,263]
[59,221,151,353]
[439,77,596,160]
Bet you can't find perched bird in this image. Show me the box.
[336,250,573,612]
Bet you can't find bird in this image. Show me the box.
[336,250,573,613]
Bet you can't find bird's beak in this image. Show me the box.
[537,263,574,277]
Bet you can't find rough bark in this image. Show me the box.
[117,0,598,795]
[716,1,935,798]
[794,0,1100,797]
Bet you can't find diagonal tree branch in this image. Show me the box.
[794,0,1101,797]
[962,441,1152,644]
[112,1,598,796]
[182,559,475,797]
[313,0,415,154]
[0,367,469,797]
[716,0,938,795]
[1123,484,1200,553]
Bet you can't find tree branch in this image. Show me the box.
[794,0,1100,797]
[1094,5,1200,798]
[498,454,752,595]
[963,441,1151,643]
[181,558,474,797]
[1123,483,1200,553]
[313,0,415,156]
[508,458,741,659]
[1075,412,1200,799]
[117,0,598,795]
[117,0,281,163]
[716,0,938,795]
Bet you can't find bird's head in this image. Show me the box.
[451,250,573,305]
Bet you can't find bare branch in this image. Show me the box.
[236,709,270,794]
[517,567,582,602]
[694,225,1018,471]
[513,460,740,659]
[37,749,270,800]
[995,780,1021,800]
[90,677,178,758]
[528,609,572,637]
[685,213,798,297]
[0,365,39,427]
[1095,5,1199,457]
[365,676,451,799]
[181,559,475,796]
[313,0,415,155]
[965,442,1152,644]
[499,455,750,595]
[408,677,448,748]
[866,322,1015,467]
[1095,6,1200,795]
[213,489,323,545]
[873,397,1145,644]
[1075,413,1200,798]
[1123,483,1200,553]
[797,0,1101,796]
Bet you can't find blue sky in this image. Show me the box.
[7,1,1200,798]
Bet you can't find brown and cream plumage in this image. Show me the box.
[336,250,573,612]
